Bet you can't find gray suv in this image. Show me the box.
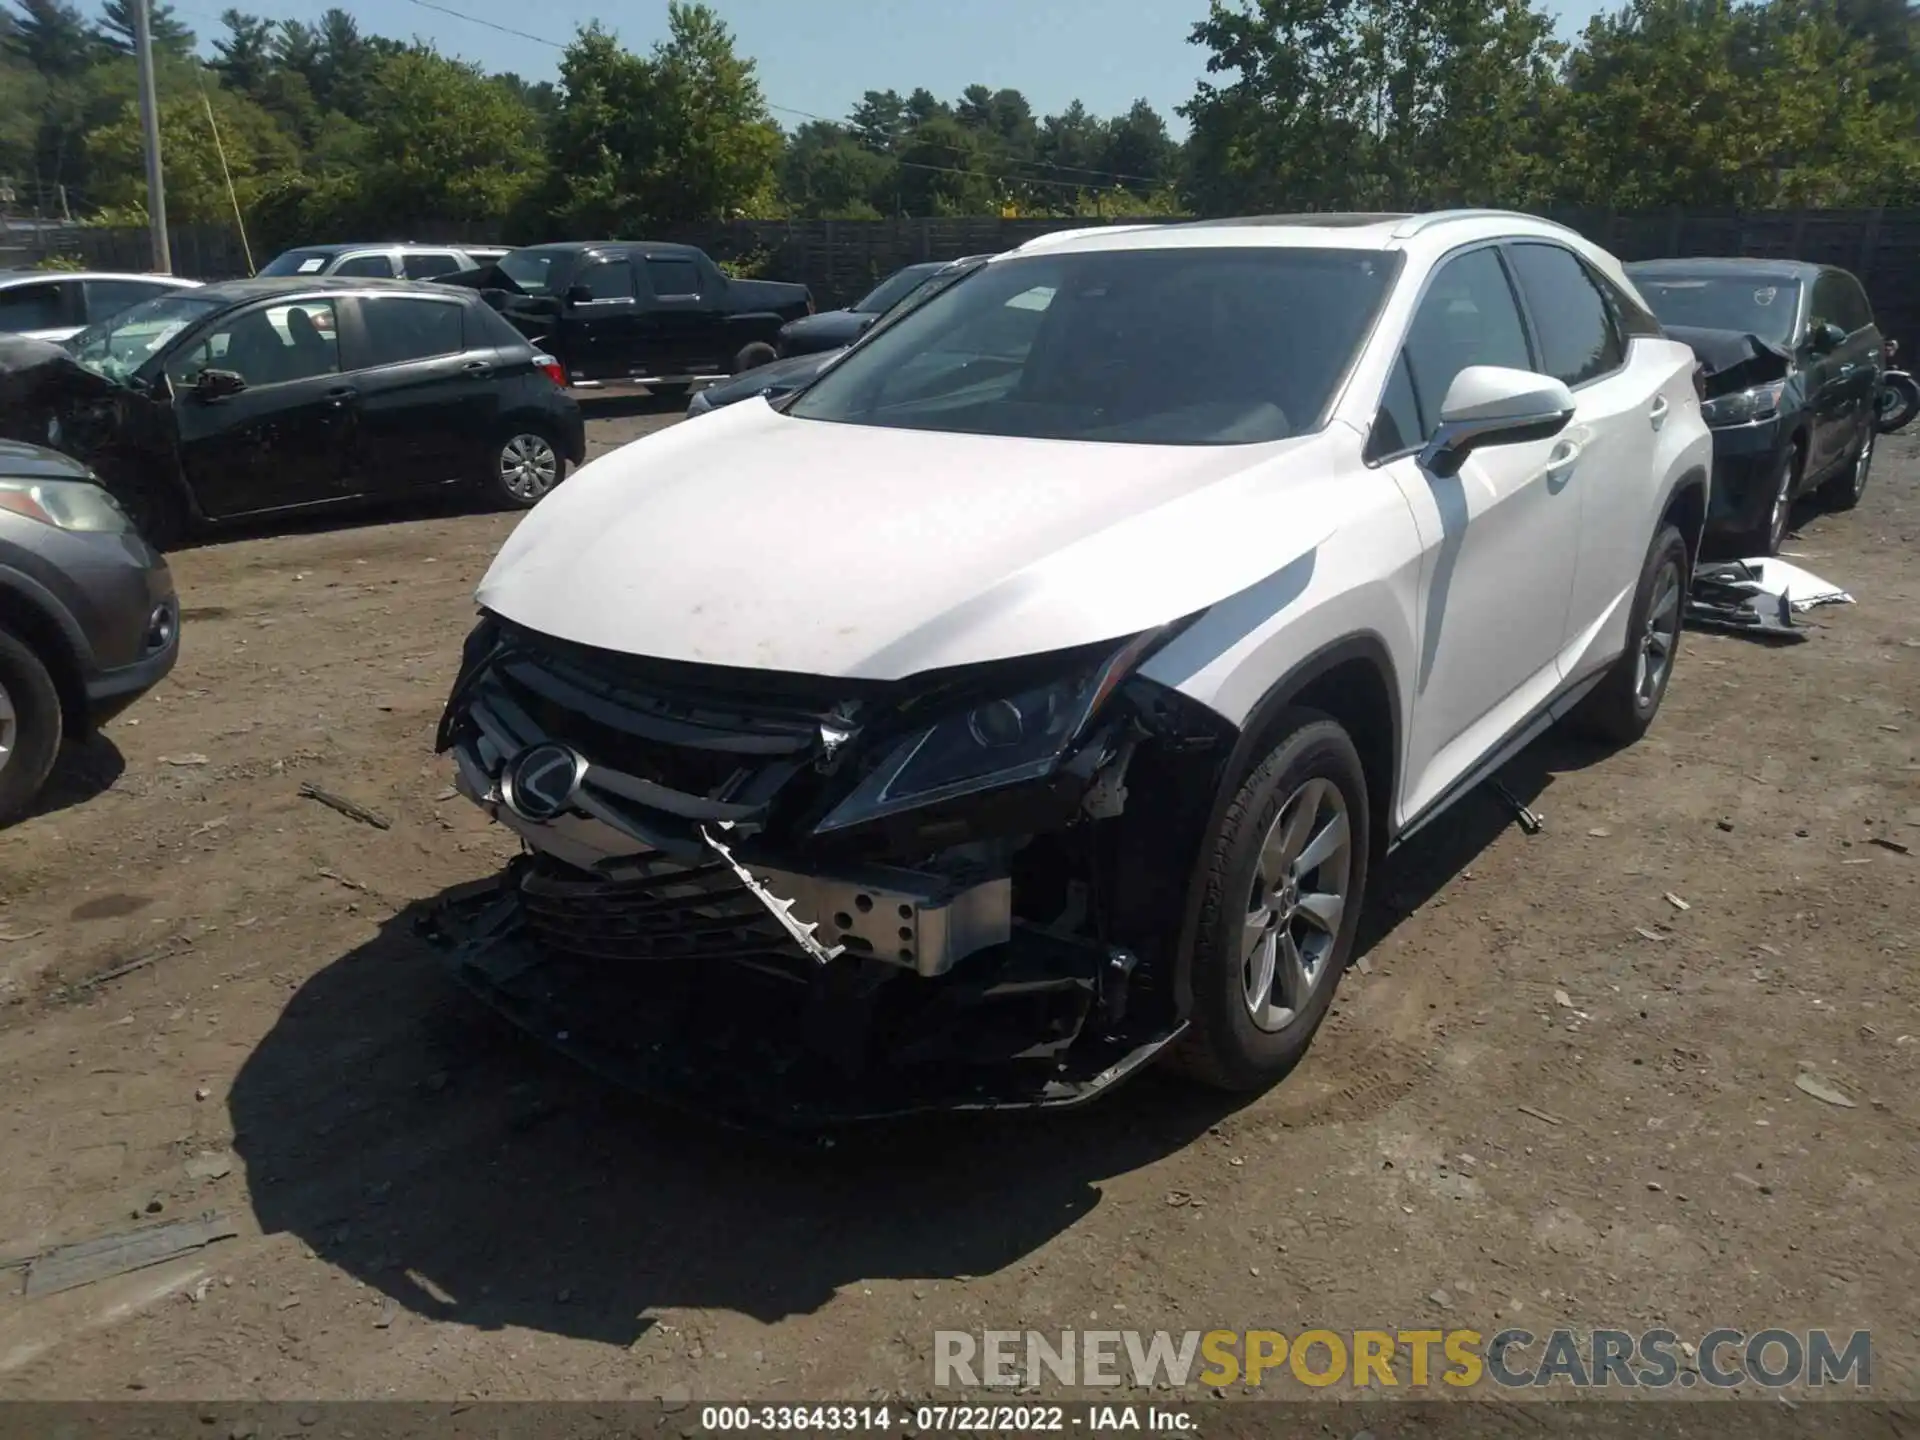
[0,440,179,824]
[256,243,507,282]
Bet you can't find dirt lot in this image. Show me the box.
[0,403,1914,1404]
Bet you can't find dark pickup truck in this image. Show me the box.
[440,242,813,396]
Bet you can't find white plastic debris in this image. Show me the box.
[1736,557,1855,612]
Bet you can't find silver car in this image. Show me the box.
[256,243,506,282]
[0,269,203,344]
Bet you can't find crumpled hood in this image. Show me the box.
[476,400,1354,680]
[1664,325,1792,395]
[0,334,123,448]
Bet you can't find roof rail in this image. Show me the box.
[1012,222,1169,253]
[1389,209,1582,240]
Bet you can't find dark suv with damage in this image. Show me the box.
[1627,258,1883,553]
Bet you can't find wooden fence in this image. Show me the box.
[25,207,1920,344]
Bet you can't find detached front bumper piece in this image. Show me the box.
[421,855,1182,1131]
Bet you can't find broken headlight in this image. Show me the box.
[1701,380,1786,427]
[814,631,1162,833]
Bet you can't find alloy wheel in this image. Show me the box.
[499,434,560,502]
[1242,777,1352,1033]
[1768,459,1795,552]
[1635,558,1683,709]
[1851,433,1874,499]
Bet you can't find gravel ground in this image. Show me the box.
[0,401,1913,1404]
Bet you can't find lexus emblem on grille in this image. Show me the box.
[500,743,585,822]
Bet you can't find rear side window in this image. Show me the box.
[646,258,703,298]
[84,278,175,322]
[0,280,73,330]
[400,251,462,280]
[577,260,635,301]
[333,253,394,278]
[1594,269,1664,340]
[1507,243,1624,386]
[1400,247,1532,438]
[356,296,464,367]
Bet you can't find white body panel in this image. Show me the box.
[474,210,1715,831]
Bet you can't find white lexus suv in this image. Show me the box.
[433,210,1713,1125]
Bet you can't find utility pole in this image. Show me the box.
[132,0,171,273]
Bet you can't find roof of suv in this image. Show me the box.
[1011,209,1593,258]
[278,242,484,255]
[169,275,481,306]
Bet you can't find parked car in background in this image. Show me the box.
[437,241,813,400]
[1626,258,1883,553]
[774,260,962,357]
[432,210,1712,1125]
[0,439,178,825]
[0,277,583,545]
[689,255,993,416]
[257,242,506,282]
[0,270,202,344]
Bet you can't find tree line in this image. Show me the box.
[1,0,1915,256]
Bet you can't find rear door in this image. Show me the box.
[637,253,724,372]
[338,292,490,492]
[1503,241,1661,671]
[164,297,354,517]
[329,251,400,279]
[560,252,642,381]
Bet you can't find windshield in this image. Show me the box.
[788,247,1399,445]
[65,292,225,383]
[257,249,341,277]
[852,267,937,314]
[499,250,560,296]
[1633,274,1801,348]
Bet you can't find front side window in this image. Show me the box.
[787,247,1399,446]
[576,261,635,302]
[1507,243,1623,387]
[1400,247,1532,438]
[168,299,340,388]
[1633,273,1801,349]
[0,281,71,331]
[498,250,559,295]
[1813,271,1872,335]
[356,296,464,367]
[1368,351,1424,461]
[67,292,223,384]
[400,251,462,280]
[645,258,702,298]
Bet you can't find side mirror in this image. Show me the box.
[193,367,246,400]
[1419,366,1574,479]
[1808,322,1848,355]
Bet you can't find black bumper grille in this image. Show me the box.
[515,857,810,968]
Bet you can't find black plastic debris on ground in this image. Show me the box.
[1686,561,1805,641]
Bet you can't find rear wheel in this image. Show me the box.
[1568,523,1687,746]
[0,625,63,828]
[1819,425,1874,510]
[1169,710,1369,1092]
[1876,373,1919,433]
[733,342,778,374]
[487,428,566,509]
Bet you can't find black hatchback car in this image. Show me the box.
[1626,258,1884,553]
[0,277,584,545]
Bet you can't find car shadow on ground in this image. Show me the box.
[225,732,1616,1350]
[30,734,124,820]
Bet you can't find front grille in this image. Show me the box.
[516,856,811,970]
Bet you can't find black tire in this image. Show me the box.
[648,382,692,403]
[1567,523,1688,746]
[1819,424,1874,511]
[1875,373,1919,434]
[485,427,567,510]
[1751,441,1803,556]
[0,625,64,828]
[1168,709,1370,1092]
[733,342,778,374]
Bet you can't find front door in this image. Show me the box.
[165,298,353,517]
[561,255,642,382]
[1377,245,1584,824]
[339,293,493,492]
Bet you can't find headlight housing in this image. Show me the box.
[1701,380,1786,427]
[0,477,134,533]
[814,631,1163,833]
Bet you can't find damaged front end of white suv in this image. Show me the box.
[428,610,1238,1126]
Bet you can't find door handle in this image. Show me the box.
[461,359,491,374]
[325,386,357,407]
[1649,395,1669,428]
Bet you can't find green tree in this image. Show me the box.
[356,47,544,224]
[87,80,297,223]
[848,88,908,151]
[5,0,93,75]
[211,8,274,94]
[780,119,889,216]
[1100,100,1180,188]
[896,114,999,215]
[95,0,193,57]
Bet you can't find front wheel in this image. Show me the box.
[0,625,63,828]
[1169,710,1370,1092]
[1567,523,1688,746]
[487,429,567,509]
[1820,425,1874,510]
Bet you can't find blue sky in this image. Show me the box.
[155,0,1620,132]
